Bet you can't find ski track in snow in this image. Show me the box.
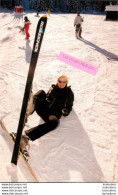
[0,9,118,182]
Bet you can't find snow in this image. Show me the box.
[0,8,118,182]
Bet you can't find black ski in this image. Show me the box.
[11,16,47,165]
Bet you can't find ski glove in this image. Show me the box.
[62,108,70,116]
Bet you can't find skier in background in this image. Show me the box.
[74,11,84,39]
[47,9,50,15]
[36,9,40,17]
[22,16,31,39]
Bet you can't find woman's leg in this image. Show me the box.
[25,115,59,141]
[34,90,50,121]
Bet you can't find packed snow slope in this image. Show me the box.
[0,8,118,182]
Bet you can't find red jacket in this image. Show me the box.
[24,21,30,31]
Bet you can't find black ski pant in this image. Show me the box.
[25,90,59,141]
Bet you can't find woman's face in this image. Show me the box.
[57,77,67,89]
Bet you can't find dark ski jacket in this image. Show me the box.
[46,84,74,119]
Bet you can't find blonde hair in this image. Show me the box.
[57,74,68,84]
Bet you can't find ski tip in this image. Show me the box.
[42,15,47,18]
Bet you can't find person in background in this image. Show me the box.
[47,9,50,15]
[36,9,40,17]
[74,11,84,39]
[23,16,31,39]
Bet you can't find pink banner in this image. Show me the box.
[58,51,98,75]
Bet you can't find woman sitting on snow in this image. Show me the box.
[19,75,74,157]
